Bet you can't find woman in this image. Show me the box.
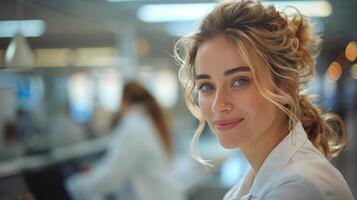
[65,81,184,200]
[174,0,354,199]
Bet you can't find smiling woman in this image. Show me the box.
[194,36,285,151]
[174,0,354,199]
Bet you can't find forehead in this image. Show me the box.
[194,35,249,75]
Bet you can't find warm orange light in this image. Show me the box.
[351,64,357,79]
[327,61,342,81]
[345,41,357,62]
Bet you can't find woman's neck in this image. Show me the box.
[241,115,289,174]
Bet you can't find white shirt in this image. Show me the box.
[65,105,184,200]
[223,122,354,200]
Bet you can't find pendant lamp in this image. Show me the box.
[4,0,34,69]
[5,33,35,68]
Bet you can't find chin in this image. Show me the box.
[212,128,242,149]
[218,138,241,149]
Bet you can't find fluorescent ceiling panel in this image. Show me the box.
[138,1,332,22]
[138,3,214,22]
[107,0,141,1]
[0,20,46,38]
[164,22,200,37]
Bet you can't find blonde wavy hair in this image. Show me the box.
[174,0,346,163]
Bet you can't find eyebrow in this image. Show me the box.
[195,66,251,80]
[224,66,250,76]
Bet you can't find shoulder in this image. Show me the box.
[109,106,158,151]
[264,158,353,200]
[262,173,323,199]
[116,106,153,133]
[122,106,150,124]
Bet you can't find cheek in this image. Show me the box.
[234,87,275,117]
[198,96,212,119]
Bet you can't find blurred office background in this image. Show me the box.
[0,0,356,199]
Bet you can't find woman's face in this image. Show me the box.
[194,35,283,149]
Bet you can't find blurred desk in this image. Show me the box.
[0,135,112,200]
[0,135,111,176]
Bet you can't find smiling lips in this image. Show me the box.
[213,118,244,131]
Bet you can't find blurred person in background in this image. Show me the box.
[65,81,184,200]
[174,0,354,199]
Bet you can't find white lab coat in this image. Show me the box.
[65,105,184,200]
[223,122,354,200]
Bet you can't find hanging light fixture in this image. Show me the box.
[4,0,35,69]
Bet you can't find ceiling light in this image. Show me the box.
[327,61,342,81]
[138,3,214,22]
[265,1,332,17]
[107,0,151,1]
[165,22,200,37]
[345,41,357,62]
[0,20,46,38]
[137,1,332,23]
[3,0,36,69]
[4,33,35,68]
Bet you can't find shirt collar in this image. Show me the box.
[249,121,308,198]
[228,122,308,199]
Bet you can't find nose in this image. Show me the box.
[211,87,233,114]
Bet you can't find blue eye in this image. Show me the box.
[198,83,214,93]
[232,78,249,87]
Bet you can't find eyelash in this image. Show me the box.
[198,82,214,93]
[232,77,250,87]
[197,77,250,93]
